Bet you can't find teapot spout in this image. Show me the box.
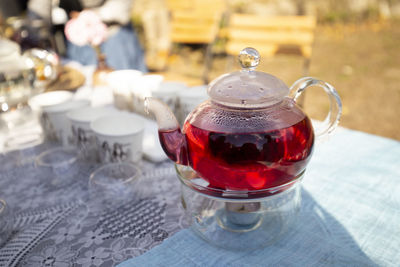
[144,97,188,165]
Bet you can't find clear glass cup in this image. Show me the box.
[1,132,46,172]
[0,198,13,247]
[35,146,79,185]
[5,132,43,152]
[176,164,303,250]
[88,162,142,212]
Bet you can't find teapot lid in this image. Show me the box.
[208,47,289,108]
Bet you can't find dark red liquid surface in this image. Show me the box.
[159,117,314,191]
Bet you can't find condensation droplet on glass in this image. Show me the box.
[241,100,246,104]
[259,88,264,92]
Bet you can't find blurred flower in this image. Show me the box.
[65,10,108,46]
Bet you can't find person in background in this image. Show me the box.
[28,0,147,71]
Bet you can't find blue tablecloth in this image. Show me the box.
[118,127,400,267]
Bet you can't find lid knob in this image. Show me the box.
[238,47,260,71]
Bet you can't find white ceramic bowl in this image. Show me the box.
[28,90,73,112]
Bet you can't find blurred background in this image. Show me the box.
[1,0,400,140]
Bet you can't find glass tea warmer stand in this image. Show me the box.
[146,48,342,250]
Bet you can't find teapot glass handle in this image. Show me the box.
[289,77,342,138]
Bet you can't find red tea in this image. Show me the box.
[159,116,314,191]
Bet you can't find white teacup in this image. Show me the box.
[151,81,186,116]
[67,106,119,161]
[130,74,164,115]
[107,70,142,110]
[90,113,145,163]
[28,90,73,112]
[42,99,90,146]
[177,85,209,124]
[28,91,75,142]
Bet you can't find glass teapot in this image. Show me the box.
[146,48,341,191]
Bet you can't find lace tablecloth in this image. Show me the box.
[119,127,400,267]
[0,143,187,267]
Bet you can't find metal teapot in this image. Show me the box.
[0,38,58,112]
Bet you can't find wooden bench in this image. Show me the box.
[169,10,222,45]
[223,14,317,75]
[165,0,226,83]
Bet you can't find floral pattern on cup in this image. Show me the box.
[99,141,131,163]
[40,112,59,141]
[40,100,90,146]
[90,113,145,163]
[71,126,88,147]
[70,125,98,161]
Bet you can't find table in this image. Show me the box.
[0,142,187,267]
[1,126,400,266]
[0,69,184,265]
[0,64,399,265]
[120,127,400,267]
